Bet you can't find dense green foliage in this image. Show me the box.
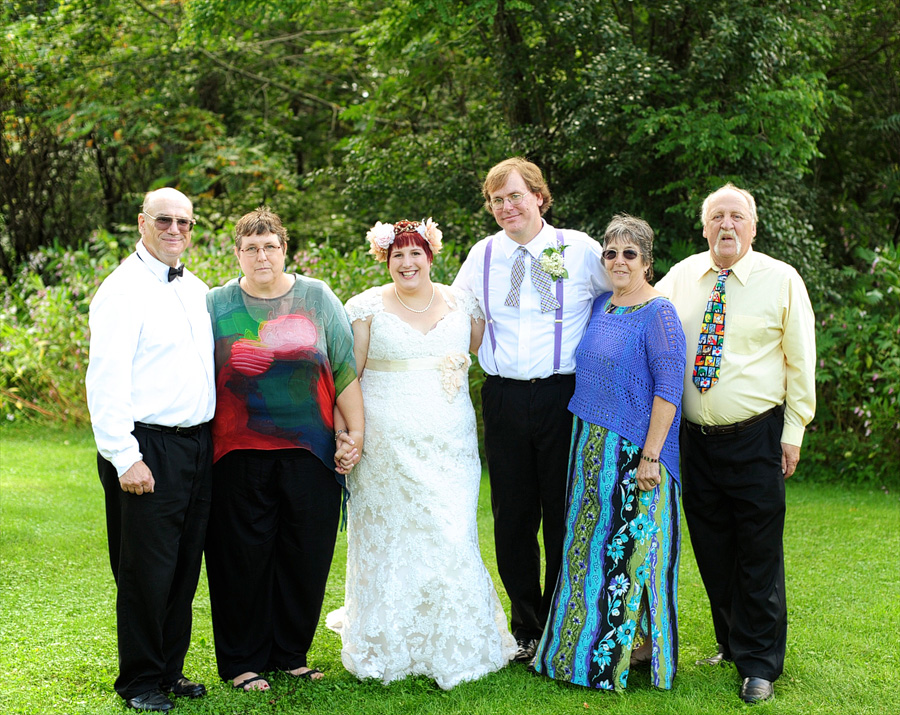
[2,0,898,482]
[2,425,899,714]
[804,243,900,484]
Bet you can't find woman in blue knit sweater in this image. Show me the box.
[532,214,686,691]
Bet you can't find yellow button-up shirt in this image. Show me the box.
[655,247,816,446]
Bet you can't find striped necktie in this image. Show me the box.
[505,247,528,307]
[504,247,561,312]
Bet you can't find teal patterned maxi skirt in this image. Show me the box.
[532,417,680,690]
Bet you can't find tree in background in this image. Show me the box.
[1,0,897,481]
[813,0,899,262]
[6,0,893,280]
[329,0,837,296]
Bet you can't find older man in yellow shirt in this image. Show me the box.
[656,183,815,705]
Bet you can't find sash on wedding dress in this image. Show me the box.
[364,354,471,401]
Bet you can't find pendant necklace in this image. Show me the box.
[394,283,435,313]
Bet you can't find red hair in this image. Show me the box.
[387,231,433,262]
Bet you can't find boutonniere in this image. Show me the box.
[539,244,569,281]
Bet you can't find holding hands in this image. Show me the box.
[335,430,364,474]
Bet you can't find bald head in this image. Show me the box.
[142,187,193,214]
[138,188,195,267]
[700,183,757,226]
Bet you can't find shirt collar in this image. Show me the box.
[694,245,756,285]
[136,240,182,283]
[498,220,555,259]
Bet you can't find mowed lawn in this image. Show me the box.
[1,424,897,715]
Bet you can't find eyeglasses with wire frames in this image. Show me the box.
[239,243,284,257]
[489,193,527,210]
[602,247,640,261]
[142,211,196,233]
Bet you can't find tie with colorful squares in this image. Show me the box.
[692,268,731,393]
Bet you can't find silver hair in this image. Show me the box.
[700,182,758,225]
[602,213,655,282]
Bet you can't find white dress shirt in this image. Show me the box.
[86,241,216,476]
[453,221,611,379]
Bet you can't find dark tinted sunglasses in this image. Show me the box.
[602,248,640,261]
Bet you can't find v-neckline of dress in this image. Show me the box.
[379,285,457,337]
[381,307,455,337]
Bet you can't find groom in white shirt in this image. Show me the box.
[86,187,216,712]
[453,158,611,662]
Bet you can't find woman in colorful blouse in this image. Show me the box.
[532,214,686,691]
[204,207,364,692]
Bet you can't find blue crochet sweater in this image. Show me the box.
[568,293,687,484]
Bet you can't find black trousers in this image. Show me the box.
[204,449,342,681]
[99,424,212,700]
[681,409,787,681]
[481,373,575,641]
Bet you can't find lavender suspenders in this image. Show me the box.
[483,230,565,374]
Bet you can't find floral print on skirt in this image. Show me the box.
[533,417,680,690]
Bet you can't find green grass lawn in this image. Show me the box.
[1,424,898,715]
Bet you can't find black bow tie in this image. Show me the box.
[167,265,184,282]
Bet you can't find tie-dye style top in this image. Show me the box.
[206,275,356,471]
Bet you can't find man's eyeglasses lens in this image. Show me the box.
[144,212,195,233]
[241,245,282,257]
[603,248,640,261]
[490,193,526,209]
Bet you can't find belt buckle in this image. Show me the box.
[699,424,716,436]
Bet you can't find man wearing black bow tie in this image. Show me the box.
[86,188,216,712]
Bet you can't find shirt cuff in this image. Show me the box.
[780,423,806,448]
[111,446,143,478]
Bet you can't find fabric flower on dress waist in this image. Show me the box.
[439,352,471,402]
[539,244,569,281]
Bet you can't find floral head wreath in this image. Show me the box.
[366,218,443,262]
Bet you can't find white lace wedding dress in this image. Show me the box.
[327,285,515,690]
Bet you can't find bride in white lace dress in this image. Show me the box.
[327,219,515,690]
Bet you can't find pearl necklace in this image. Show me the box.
[394,283,435,313]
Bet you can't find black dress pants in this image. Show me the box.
[482,373,575,641]
[205,449,342,680]
[681,409,787,681]
[99,424,212,700]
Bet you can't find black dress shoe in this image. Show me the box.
[161,676,207,698]
[125,689,174,712]
[514,637,538,663]
[740,676,774,704]
[695,644,731,666]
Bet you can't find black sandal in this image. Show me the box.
[233,674,269,691]
[291,668,322,680]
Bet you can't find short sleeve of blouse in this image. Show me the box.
[345,286,384,323]
[447,285,485,321]
[646,298,687,405]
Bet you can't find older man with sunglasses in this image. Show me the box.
[453,157,611,664]
[87,188,215,712]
